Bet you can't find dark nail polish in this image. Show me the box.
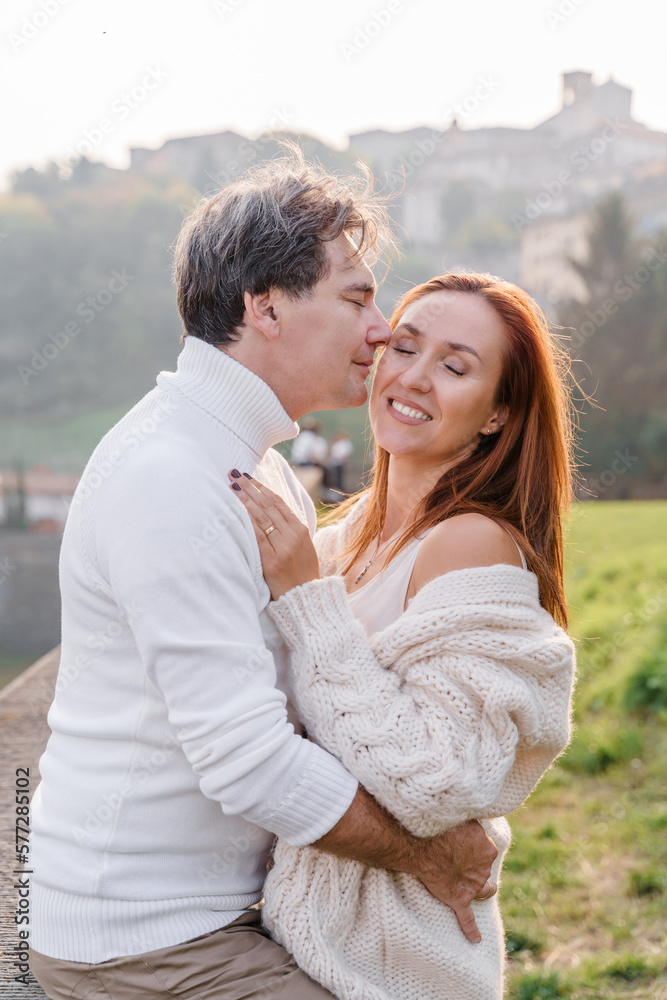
[230,469,241,478]
[231,482,242,491]
[243,473,253,480]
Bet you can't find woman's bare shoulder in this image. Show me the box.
[412,513,524,592]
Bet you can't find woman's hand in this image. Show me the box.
[227,471,321,600]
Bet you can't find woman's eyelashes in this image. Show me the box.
[392,345,465,376]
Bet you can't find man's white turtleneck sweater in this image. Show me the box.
[29,336,358,963]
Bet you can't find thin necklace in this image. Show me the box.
[353,527,405,586]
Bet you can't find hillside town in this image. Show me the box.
[126,70,667,307]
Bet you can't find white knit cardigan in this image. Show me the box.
[262,503,576,1000]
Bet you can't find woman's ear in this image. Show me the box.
[493,404,509,430]
[484,405,509,435]
[243,289,281,341]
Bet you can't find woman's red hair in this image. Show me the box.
[332,272,577,628]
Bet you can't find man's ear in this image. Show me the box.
[243,289,280,342]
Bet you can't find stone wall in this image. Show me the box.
[0,649,58,998]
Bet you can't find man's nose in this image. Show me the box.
[366,305,392,347]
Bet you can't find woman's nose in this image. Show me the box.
[398,360,431,392]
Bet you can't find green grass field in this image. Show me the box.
[0,652,35,690]
[504,501,667,999]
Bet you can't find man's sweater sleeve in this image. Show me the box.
[94,465,358,847]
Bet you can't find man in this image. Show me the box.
[29,149,498,1000]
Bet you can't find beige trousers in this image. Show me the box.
[29,909,333,999]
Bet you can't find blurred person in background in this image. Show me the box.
[328,428,354,494]
[291,417,330,499]
[291,417,329,469]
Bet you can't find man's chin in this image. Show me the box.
[316,380,369,412]
[343,382,369,409]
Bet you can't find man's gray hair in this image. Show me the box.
[172,143,396,345]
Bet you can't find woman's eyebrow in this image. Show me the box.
[395,322,483,362]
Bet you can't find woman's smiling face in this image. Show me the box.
[369,289,508,467]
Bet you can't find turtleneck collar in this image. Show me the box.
[156,335,299,458]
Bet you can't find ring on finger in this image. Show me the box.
[263,524,277,538]
[475,884,495,901]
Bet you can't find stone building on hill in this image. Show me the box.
[127,70,667,307]
[348,71,667,303]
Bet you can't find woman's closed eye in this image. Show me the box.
[393,345,465,376]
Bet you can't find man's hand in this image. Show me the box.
[417,820,498,944]
[313,788,498,945]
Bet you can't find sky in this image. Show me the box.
[1,0,664,189]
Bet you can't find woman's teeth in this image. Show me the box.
[390,400,432,421]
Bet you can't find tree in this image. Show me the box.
[558,193,667,486]
[568,191,634,300]
[0,167,189,425]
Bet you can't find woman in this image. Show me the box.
[228,273,577,1000]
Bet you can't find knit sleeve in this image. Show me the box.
[268,567,576,837]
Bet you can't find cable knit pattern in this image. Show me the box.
[261,502,576,1000]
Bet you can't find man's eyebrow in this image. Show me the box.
[395,322,483,362]
[341,281,377,296]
